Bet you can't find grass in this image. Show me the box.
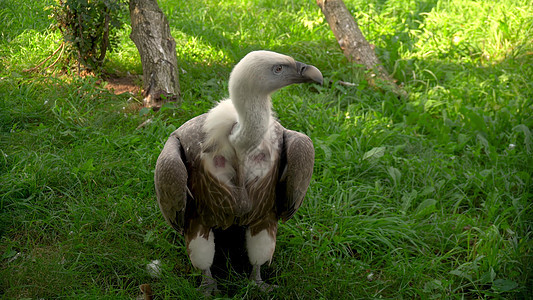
[1,0,532,298]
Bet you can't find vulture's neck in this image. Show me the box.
[230,92,272,153]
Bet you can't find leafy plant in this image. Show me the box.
[50,0,127,71]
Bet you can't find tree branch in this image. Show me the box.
[317,0,406,97]
[23,42,65,73]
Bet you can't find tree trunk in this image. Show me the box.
[129,0,180,108]
[317,0,406,97]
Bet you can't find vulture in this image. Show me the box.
[154,50,322,293]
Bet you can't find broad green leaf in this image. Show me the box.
[139,107,151,116]
[492,279,518,292]
[363,147,385,160]
[387,166,401,186]
[400,190,417,214]
[415,199,437,217]
[419,186,435,197]
[449,269,472,281]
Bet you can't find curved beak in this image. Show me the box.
[295,61,323,85]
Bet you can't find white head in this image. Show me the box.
[226,51,323,152]
[228,50,323,102]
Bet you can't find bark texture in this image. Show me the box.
[129,0,180,107]
[317,0,405,97]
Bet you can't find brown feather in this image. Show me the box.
[277,129,315,222]
[155,114,314,237]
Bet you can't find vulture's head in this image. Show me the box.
[228,51,323,101]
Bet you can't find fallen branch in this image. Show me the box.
[139,284,153,300]
[42,42,66,72]
[23,42,65,73]
[337,80,357,87]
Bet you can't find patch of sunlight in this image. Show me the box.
[173,31,231,66]
[298,7,324,31]
[1,29,62,71]
[409,0,533,63]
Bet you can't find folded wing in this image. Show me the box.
[276,129,315,222]
[154,135,189,233]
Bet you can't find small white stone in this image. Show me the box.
[509,144,516,150]
[367,272,375,281]
[146,260,162,278]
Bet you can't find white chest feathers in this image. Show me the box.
[201,99,279,185]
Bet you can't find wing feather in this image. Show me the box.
[276,129,314,222]
[154,135,188,233]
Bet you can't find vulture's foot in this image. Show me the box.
[199,270,219,296]
[250,265,278,293]
[254,280,278,293]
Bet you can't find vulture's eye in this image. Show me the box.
[273,65,284,74]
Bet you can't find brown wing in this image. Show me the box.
[154,134,189,233]
[276,129,315,222]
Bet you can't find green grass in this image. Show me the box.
[1,0,532,298]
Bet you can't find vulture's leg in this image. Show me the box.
[186,228,218,295]
[245,224,278,292]
[199,268,217,295]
